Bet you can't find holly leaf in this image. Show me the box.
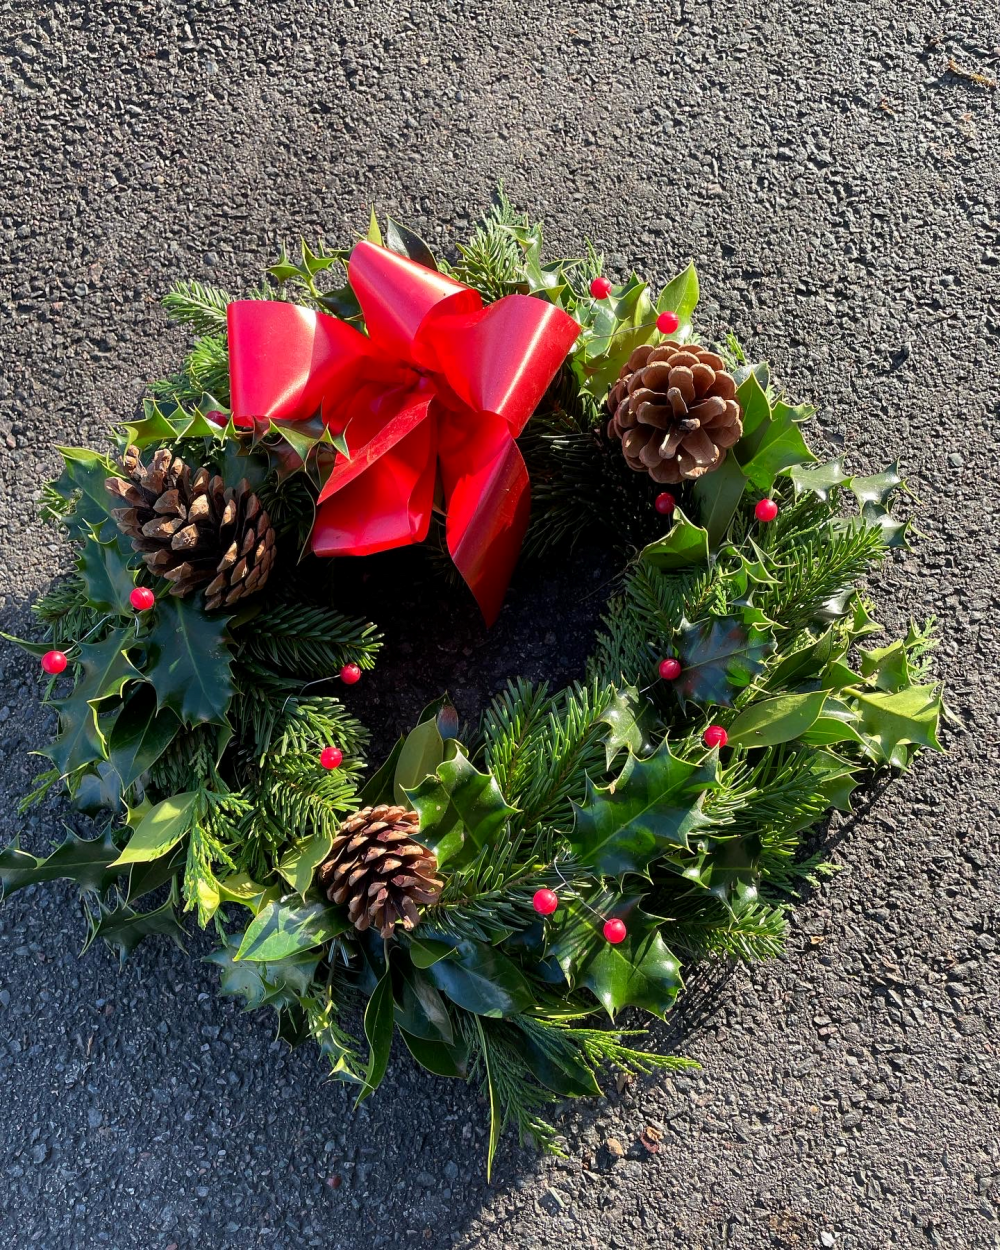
[126,844,186,904]
[366,206,383,246]
[850,685,943,763]
[73,761,124,816]
[425,938,534,1018]
[0,827,122,898]
[234,898,349,962]
[674,616,775,707]
[726,691,829,748]
[110,791,199,866]
[206,934,320,1010]
[82,896,186,967]
[549,895,682,1020]
[77,533,136,614]
[736,393,816,491]
[858,640,913,693]
[49,446,119,541]
[356,969,395,1105]
[656,262,699,342]
[850,461,904,509]
[637,510,710,570]
[107,685,179,789]
[359,735,405,806]
[45,630,143,776]
[788,458,850,501]
[143,595,235,727]
[599,685,645,766]
[393,697,457,805]
[571,741,712,875]
[407,749,516,868]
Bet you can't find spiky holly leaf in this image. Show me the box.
[571,741,712,875]
[207,936,321,1011]
[850,461,904,509]
[82,896,186,966]
[45,629,143,776]
[787,458,850,501]
[48,446,120,542]
[638,510,710,571]
[734,377,816,490]
[77,532,136,614]
[143,595,235,728]
[599,685,646,767]
[0,827,122,898]
[407,748,516,868]
[674,615,775,708]
[850,685,944,764]
[549,894,682,1020]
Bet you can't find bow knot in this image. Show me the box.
[227,241,579,624]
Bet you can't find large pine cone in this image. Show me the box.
[607,343,743,483]
[106,446,276,611]
[317,805,443,939]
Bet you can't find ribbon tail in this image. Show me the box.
[439,412,531,627]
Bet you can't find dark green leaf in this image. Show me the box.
[359,736,405,806]
[851,461,904,508]
[637,510,709,570]
[207,937,320,1010]
[426,939,534,1017]
[509,1027,602,1097]
[394,715,447,805]
[276,831,332,897]
[693,453,747,548]
[400,1029,469,1079]
[393,960,454,1043]
[0,827,121,898]
[143,595,235,727]
[83,896,186,967]
[674,616,775,707]
[384,218,438,270]
[599,685,645,766]
[77,533,136,613]
[408,749,516,867]
[73,761,124,816]
[45,630,142,776]
[126,844,185,903]
[107,685,179,789]
[235,898,349,962]
[356,969,394,1105]
[571,741,712,874]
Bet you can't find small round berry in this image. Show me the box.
[532,888,559,916]
[755,498,779,523]
[41,650,68,676]
[654,491,676,516]
[703,725,729,750]
[603,918,627,944]
[204,409,229,427]
[656,310,680,335]
[130,587,155,612]
[589,275,613,299]
[320,746,344,770]
[658,657,682,681]
[340,663,362,685]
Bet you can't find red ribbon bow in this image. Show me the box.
[227,242,579,624]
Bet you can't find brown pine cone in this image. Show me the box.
[606,342,743,483]
[316,805,443,939]
[106,445,276,611]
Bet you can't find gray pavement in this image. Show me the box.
[1,1,999,1246]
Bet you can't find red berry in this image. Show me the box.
[658,657,682,681]
[320,746,344,770]
[532,888,559,916]
[204,409,229,427]
[755,498,779,523]
[654,491,676,516]
[340,663,362,685]
[603,918,627,944]
[703,725,728,749]
[656,310,680,335]
[40,650,68,675]
[130,587,155,612]
[589,276,613,299]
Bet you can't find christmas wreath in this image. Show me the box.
[2,196,944,1172]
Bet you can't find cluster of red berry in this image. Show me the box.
[531,886,627,944]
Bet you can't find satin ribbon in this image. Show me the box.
[227,241,579,625]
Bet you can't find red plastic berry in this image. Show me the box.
[589,276,613,299]
[320,746,344,770]
[204,409,229,427]
[130,587,155,612]
[658,657,682,681]
[340,664,362,685]
[654,491,676,516]
[703,725,728,749]
[755,498,779,523]
[40,650,68,675]
[656,310,680,335]
[603,918,627,944]
[532,888,559,916]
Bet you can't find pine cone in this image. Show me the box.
[316,805,443,939]
[606,343,743,483]
[106,446,276,610]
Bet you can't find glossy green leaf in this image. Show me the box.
[549,895,682,1020]
[50,446,119,541]
[207,936,320,1011]
[73,761,124,816]
[476,1016,502,1182]
[850,685,944,763]
[45,630,143,776]
[143,595,235,727]
[400,1029,469,1079]
[110,791,198,866]
[765,628,840,689]
[858,640,913,693]
[732,372,772,455]
[77,533,136,613]
[674,616,775,707]
[599,685,645,766]
[385,218,437,270]
[737,395,817,491]
[851,461,904,508]
[276,831,333,897]
[408,749,516,867]
[107,685,179,789]
[0,827,122,898]
[637,510,710,571]
[571,741,711,874]
[126,844,185,904]
[366,206,383,246]
[359,735,405,806]
[394,713,447,805]
[727,691,829,748]
[788,458,849,501]
[509,1027,602,1097]
[356,969,394,1105]
[656,262,699,341]
[234,898,349,962]
[393,961,454,1043]
[407,932,458,969]
[693,453,747,548]
[426,939,534,1018]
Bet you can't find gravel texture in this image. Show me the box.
[2,1,1000,1247]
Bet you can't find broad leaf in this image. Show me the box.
[359,735,405,806]
[674,616,775,707]
[426,938,534,1018]
[356,969,394,1105]
[637,510,710,571]
[384,218,438,270]
[234,898,349,962]
[0,827,122,898]
[788,458,849,501]
[851,685,943,763]
[393,961,454,1043]
[276,831,333,897]
[693,453,747,548]
[858,640,913,693]
[394,705,449,805]
[571,741,712,874]
[599,685,645,766]
[77,533,136,613]
[851,461,904,508]
[207,936,320,1011]
[126,844,186,903]
[549,895,682,1020]
[400,1029,468,1079]
[509,1026,601,1097]
[107,685,179,789]
[737,394,816,490]
[143,595,235,727]
[656,262,699,341]
[50,446,119,542]
[110,791,199,866]
[726,691,828,748]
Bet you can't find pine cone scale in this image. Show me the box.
[317,804,443,940]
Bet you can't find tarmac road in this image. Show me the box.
[1,0,999,1246]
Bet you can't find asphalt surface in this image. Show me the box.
[2,1,999,1247]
